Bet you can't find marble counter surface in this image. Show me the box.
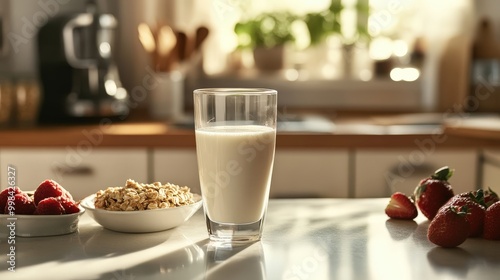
[1,198,499,280]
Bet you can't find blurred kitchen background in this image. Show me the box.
[1,0,499,123]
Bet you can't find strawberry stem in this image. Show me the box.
[470,189,486,207]
[450,205,469,216]
[432,166,453,181]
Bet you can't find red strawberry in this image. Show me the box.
[447,196,485,237]
[414,166,455,220]
[34,179,66,205]
[56,196,80,214]
[34,197,65,215]
[427,205,470,248]
[4,193,36,215]
[483,188,499,208]
[483,201,500,240]
[385,192,418,220]
[0,187,22,214]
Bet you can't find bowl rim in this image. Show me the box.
[0,206,85,218]
[80,193,202,214]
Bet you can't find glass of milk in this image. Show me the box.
[194,88,277,244]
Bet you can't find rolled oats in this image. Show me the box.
[94,179,196,211]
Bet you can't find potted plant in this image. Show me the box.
[304,0,343,47]
[234,12,296,71]
[302,0,371,78]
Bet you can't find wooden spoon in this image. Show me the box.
[138,23,158,70]
[184,26,209,61]
[194,26,209,51]
[175,31,188,63]
[157,25,177,72]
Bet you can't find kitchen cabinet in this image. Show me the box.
[152,149,201,194]
[354,149,478,198]
[481,149,500,189]
[0,148,148,200]
[270,149,349,198]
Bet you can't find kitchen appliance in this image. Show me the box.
[37,1,128,123]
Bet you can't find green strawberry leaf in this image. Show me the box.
[432,166,454,181]
[450,205,469,216]
[474,189,486,206]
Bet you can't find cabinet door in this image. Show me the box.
[270,149,349,198]
[482,149,500,190]
[153,149,201,195]
[0,148,148,200]
[354,149,478,198]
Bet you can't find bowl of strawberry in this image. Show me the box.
[0,179,85,237]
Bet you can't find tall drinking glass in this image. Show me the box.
[194,88,277,244]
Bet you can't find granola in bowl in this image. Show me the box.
[94,179,196,211]
[81,180,202,233]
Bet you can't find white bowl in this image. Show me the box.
[80,194,202,233]
[0,207,85,237]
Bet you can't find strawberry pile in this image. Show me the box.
[385,166,500,247]
[0,179,80,215]
[427,189,500,247]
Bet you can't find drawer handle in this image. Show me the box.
[53,165,94,176]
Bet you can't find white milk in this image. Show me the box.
[195,125,276,224]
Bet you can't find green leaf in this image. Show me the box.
[329,0,344,14]
[432,166,453,181]
[234,12,296,49]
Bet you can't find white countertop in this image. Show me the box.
[1,198,499,280]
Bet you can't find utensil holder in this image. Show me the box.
[149,71,184,120]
